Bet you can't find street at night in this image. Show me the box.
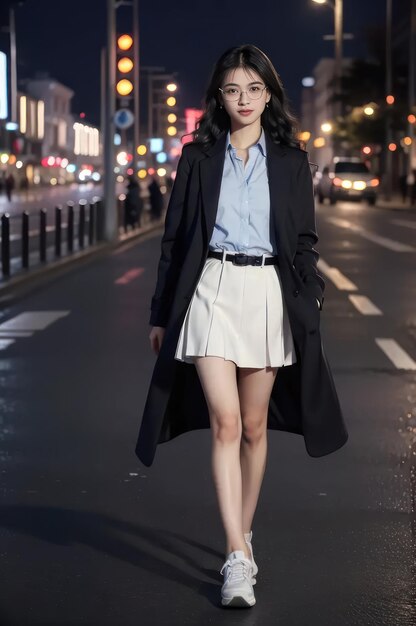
[1,0,416,622]
[0,199,415,624]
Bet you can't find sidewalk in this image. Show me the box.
[0,209,165,306]
[375,193,416,210]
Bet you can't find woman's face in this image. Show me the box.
[218,67,271,130]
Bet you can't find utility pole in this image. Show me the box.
[384,0,393,200]
[103,0,117,241]
[408,0,416,183]
[9,4,17,124]
[132,0,140,160]
[334,0,343,116]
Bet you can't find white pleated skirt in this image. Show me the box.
[174,251,297,368]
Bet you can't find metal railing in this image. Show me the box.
[0,198,104,279]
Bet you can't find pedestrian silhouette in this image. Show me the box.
[148,176,163,221]
[5,173,15,201]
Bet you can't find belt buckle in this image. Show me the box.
[233,253,249,266]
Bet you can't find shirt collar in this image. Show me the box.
[226,126,266,157]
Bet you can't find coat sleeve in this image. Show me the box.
[149,146,192,327]
[293,151,325,310]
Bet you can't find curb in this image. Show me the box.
[0,219,164,307]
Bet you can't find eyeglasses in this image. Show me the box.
[218,85,268,101]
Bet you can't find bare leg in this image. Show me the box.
[193,356,249,559]
[237,366,278,534]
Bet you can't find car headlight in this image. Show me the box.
[353,181,366,190]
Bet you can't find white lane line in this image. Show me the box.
[375,338,416,370]
[0,331,34,338]
[0,339,15,350]
[325,216,416,252]
[348,295,382,315]
[318,258,358,290]
[390,219,416,230]
[0,311,69,331]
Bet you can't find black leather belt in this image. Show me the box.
[207,250,279,266]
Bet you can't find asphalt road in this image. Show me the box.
[0,198,415,625]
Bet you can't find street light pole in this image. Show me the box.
[132,0,140,161]
[334,0,343,116]
[9,5,17,124]
[103,0,117,241]
[385,0,393,200]
[312,0,344,153]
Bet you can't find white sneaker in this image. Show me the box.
[244,531,258,585]
[220,550,256,608]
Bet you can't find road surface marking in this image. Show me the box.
[390,218,416,230]
[317,258,358,290]
[348,295,382,315]
[375,338,416,370]
[0,311,69,331]
[0,339,15,350]
[325,217,416,251]
[115,268,144,284]
[0,331,34,338]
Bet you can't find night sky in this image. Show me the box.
[11,0,383,127]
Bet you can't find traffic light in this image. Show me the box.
[164,82,178,136]
[116,34,134,101]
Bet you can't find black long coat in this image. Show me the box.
[135,129,348,467]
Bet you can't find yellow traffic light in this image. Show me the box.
[118,57,133,73]
[117,79,133,96]
[118,34,133,51]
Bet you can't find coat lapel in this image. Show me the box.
[199,129,291,250]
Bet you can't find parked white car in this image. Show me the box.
[316,157,379,205]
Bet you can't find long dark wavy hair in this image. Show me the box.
[186,44,300,149]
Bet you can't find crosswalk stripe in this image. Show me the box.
[0,339,15,350]
[0,311,69,331]
[375,338,416,370]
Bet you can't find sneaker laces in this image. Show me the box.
[220,557,251,583]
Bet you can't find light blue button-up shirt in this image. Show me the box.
[208,126,277,256]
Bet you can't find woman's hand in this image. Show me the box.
[149,326,165,355]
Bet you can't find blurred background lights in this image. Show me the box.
[156,152,167,163]
[320,122,332,133]
[302,77,315,87]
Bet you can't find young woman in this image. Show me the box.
[135,44,348,609]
